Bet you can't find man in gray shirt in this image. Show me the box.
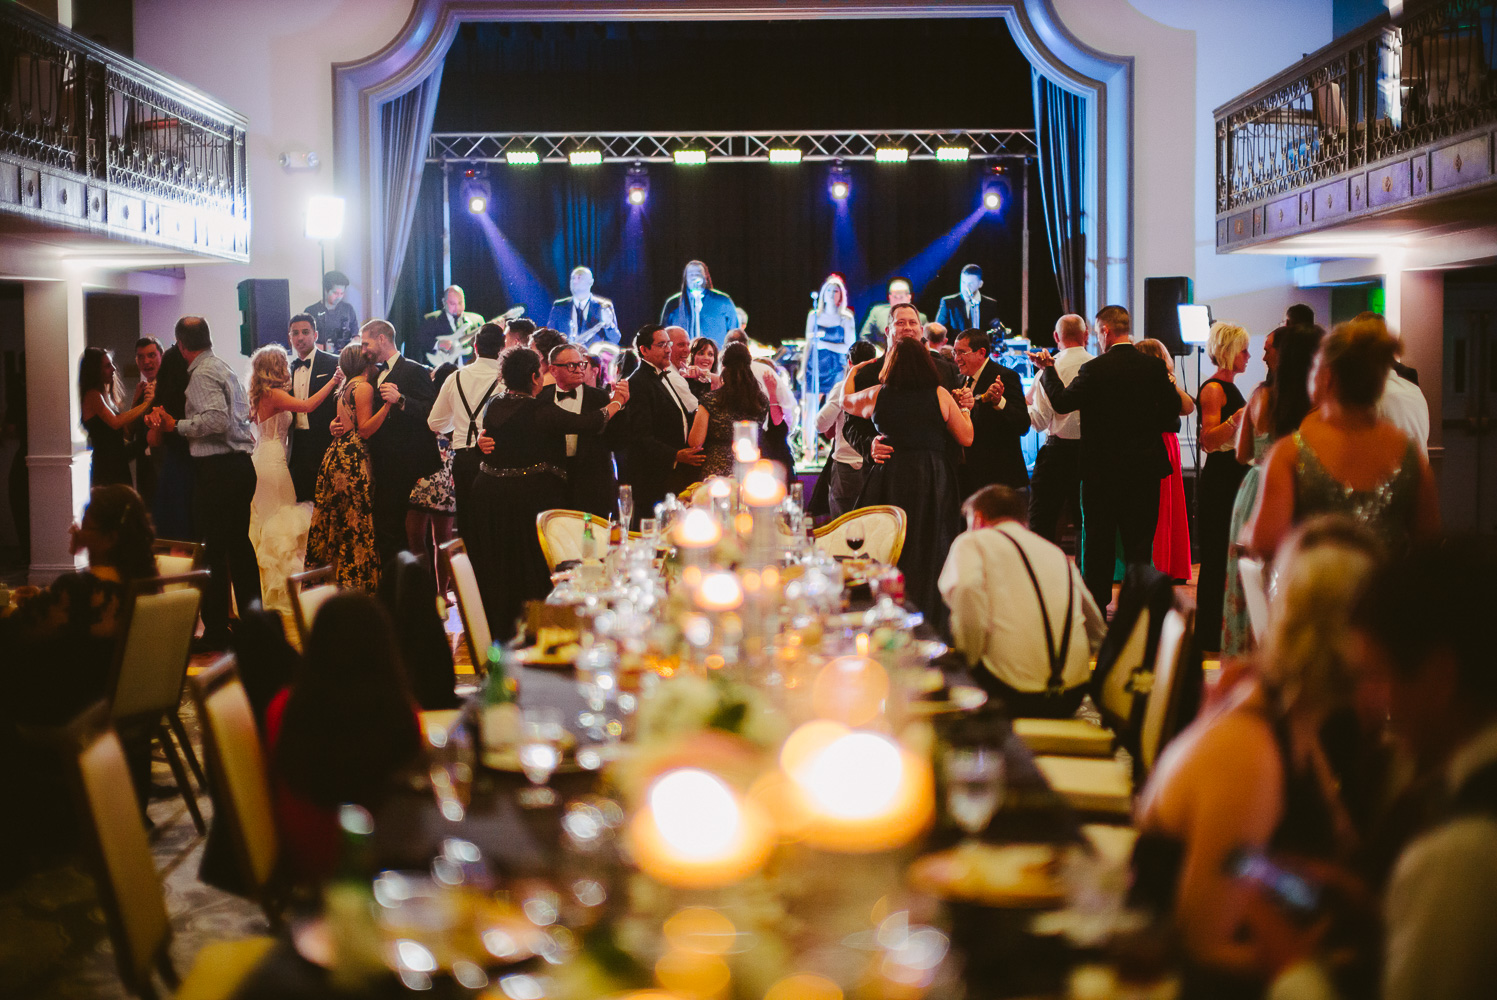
[147,316,259,649]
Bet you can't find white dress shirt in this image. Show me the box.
[650,360,692,440]
[1376,371,1430,457]
[1383,720,1497,1000]
[291,350,314,430]
[815,379,862,468]
[428,356,502,449]
[553,384,583,456]
[937,521,1105,693]
[665,365,699,413]
[1028,346,1092,440]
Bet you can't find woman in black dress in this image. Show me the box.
[78,347,155,488]
[840,337,974,627]
[470,347,627,641]
[146,345,197,540]
[687,343,769,478]
[1194,322,1251,651]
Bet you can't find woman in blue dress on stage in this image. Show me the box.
[800,275,855,459]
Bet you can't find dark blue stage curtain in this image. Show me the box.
[390,168,446,349]
[1032,71,1087,318]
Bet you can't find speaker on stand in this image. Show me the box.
[237,278,291,357]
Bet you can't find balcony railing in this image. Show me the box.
[1215,0,1497,242]
[0,3,248,260]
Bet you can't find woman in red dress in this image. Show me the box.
[1137,339,1195,581]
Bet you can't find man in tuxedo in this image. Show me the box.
[359,320,440,575]
[625,324,703,524]
[936,264,1002,335]
[411,286,484,368]
[286,313,339,503]
[860,277,926,346]
[127,336,163,506]
[304,270,360,352]
[660,260,737,348]
[1031,305,1185,613]
[545,267,620,346]
[951,329,1029,499]
[539,343,625,518]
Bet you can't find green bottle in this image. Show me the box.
[581,513,598,562]
[484,643,517,703]
[327,805,382,990]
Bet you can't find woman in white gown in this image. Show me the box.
[247,345,342,612]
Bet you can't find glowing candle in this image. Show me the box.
[629,768,772,886]
[672,507,722,548]
[741,461,786,508]
[695,571,743,612]
[778,725,935,852]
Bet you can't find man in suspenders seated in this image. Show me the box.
[938,484,1106,718]
[428,322,504,538]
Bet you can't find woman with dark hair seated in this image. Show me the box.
[687,342,768,479]
[267,592,423,883]
[471,347,627,640]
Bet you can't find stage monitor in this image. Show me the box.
[1177,304,1213,345]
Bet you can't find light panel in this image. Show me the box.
[935,147,971,162]
[768,148,803,164]
[505,150,539,165]
[673,150,708,166]
[874,148,909,163]
[304,195,345,240]
[569,150,603,166]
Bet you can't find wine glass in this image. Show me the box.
[617,485,634,531]
[943,746,1005,840]
[845,524,866,558]
[518,708,564,808]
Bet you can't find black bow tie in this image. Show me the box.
[291,358,311,372]
[373,360,388,374]
[556,388,578,401]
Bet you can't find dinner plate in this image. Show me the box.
[907,842,1065,908]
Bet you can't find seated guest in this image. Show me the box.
[1132,517,1379,992]
[687,343,770,479]
[470,347,626,639]
[267,592,422,884]
[937,485,1104,717]
[1350,540,1497,1000]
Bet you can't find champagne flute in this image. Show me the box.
[617,484,634,532]
[943,747,1004,840]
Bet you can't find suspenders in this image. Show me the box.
[456,373,499,448]
[998,527,1077,696]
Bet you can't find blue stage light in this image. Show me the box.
[626,163,650,206]
[460,167,491,215]
[981,167,1008,213]
[829,162,852,202]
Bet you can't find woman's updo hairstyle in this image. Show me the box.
[1322,316,1396,408]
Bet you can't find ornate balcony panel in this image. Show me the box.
[0,3,248,261]
[1216,0,1497,252]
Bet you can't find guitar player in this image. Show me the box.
[545,266,620,347]
[412,285,485,367]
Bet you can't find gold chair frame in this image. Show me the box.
[285,563,337,647]
[535,508,640,572]
[813,504,908,565]
[440,537,491,673]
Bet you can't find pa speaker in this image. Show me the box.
[1144,276,1193,356]
[237,278,290,356]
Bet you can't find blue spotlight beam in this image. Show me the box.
[852,206,987,321]
[473,213,556,323]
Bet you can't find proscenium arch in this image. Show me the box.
[333,0,1131,324]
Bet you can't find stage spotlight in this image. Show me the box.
[468,194,488,214]
[768,148,802,164]
[983,190,1000,211]
[626,163,650,206]
[569,150,603,166]
[935,146,971,162]
[981,167,1008,212]
[505,150,539,166]
[459,167,491,216]
[874,147,909,163]
[829,162,851,202]
[674,149,708,166]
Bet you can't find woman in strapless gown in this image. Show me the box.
[247,346,342,612]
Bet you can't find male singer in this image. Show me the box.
[286,313,340,503]
[660,260,738,348]
[936,264,1002,334]
[546,266,620,346]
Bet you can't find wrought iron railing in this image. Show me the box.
[0,3,247,251]
[1216,0,1497,213]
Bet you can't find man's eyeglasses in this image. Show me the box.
[555,361,589,371]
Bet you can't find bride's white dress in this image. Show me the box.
[248,410,314,614]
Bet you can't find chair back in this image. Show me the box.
[152,538,204,585]
[441,538,492,671]
[1095,607,1151,726]
[814,505,908,564]
[287,564,338,645]
[1090,563,1177,753]
[1138,607,1199,775]
[1238,556,1271,643]
[109,572,208,721]
[190,657,280,904]
[536,508,597,571]
[379,550,459,709]
[67,703,170,994]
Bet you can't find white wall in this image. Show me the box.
[1052,0,1335,396]
[132,0,415,369]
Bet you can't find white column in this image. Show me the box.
[24,275,90,583]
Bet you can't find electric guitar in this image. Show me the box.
[425,305,525,368]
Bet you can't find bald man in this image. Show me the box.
[1026,314,1092,543]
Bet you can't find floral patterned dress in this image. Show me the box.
[409,435,456,514]
[306,382,379,591]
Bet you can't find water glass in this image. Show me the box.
[943,746,1005,839]
[425,716,474,823]
[518,708,564,808]
[617,484,634,530]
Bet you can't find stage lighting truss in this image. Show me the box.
[429,129,1035,165]
[626,164,650,205]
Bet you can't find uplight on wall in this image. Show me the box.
[304,195,345,240]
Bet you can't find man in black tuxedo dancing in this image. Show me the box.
[286,313,340,503]
[624,324,703,524]
[537,343,626,519]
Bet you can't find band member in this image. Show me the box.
[546,266,620,346]
[661,260,738,348]
[936,264,1002,334]
[860,276,927,346]
[303,270,360,352]
[801,275,855,460]
[412,285,485,368]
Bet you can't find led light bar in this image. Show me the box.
[768,148,803,164]
[569,150,603,166]
[874,147,909,163]
[673,150,708,166]
[505,150,539,165]
[935,147,971,162]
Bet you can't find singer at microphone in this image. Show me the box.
[803,275,856,403]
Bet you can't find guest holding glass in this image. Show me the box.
[688,343,770,479]
[79,346,155,488]
[687,337,721,398]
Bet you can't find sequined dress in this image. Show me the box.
[1291,430,1421,552]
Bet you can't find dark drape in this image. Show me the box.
[390,167,446,348]
[380,67,444,313]
[1032,70,1087,316]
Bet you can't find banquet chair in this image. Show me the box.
[1237,556,1271,644]
[812,505,907,564]
[536,508,638,572]
[189,656,285,926]
[286,564,338,646]
[109,571,212,835]
[441,538,493,673]
[66,702,277,999]
[152,538,204,583]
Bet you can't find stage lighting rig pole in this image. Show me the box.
[1022,158,1030,340]
[441,163,453,288]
